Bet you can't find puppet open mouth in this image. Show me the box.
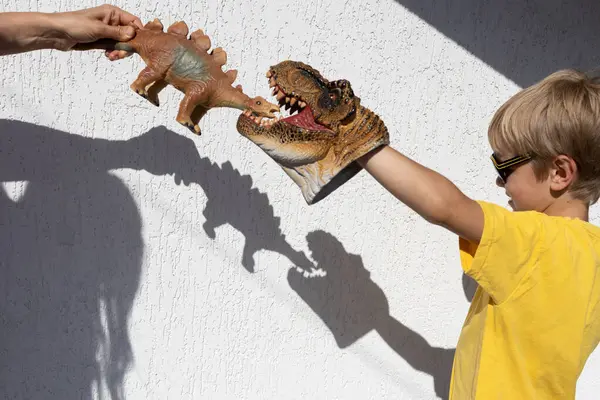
[241,70,334,133]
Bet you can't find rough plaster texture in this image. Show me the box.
[1,1,599,399]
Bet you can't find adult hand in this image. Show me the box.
[50,4,143,60]
[0,5,143,58]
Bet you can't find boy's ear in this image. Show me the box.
[549,154,578,191]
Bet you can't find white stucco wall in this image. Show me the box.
[1,1,599,399]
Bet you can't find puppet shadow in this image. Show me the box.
[394,0,600,87]
[288,230,475,400]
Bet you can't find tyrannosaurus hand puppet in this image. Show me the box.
[73,19,280,135]
[236,61,390,205]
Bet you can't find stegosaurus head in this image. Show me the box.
[237,60,389,205]
[244,95,280,119]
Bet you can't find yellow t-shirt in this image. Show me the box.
[449,200,600,399]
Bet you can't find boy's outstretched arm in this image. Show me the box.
[358,145,484,243]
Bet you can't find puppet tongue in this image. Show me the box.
[283,106,330,131]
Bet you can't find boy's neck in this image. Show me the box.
[542,198,589,221]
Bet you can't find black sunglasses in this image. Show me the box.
[490,153,532,182]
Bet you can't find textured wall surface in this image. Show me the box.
[1,1,600,399]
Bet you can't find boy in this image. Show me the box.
[357,69,600,398]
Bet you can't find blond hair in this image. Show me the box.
[488,69,600,204]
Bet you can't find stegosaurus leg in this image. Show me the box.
[176,90,207,134]
[145,79,168,107]
[130,67,166,106]
[189,105,209,135]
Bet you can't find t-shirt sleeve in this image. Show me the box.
[459,200,546,304]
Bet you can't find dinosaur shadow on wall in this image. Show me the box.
[197,161,314,274]
[288,230,476,400]
[124,125,315,275]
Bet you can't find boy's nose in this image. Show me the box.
[496,176,505,188]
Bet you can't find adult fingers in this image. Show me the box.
[91,4,143,29]
[105,49,133,61]
[104,5,143,29]
[95,21,136,42]
[115,9,143,29]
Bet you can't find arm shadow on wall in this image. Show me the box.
[393,0,600,87]
[288,230,477,400]
[0,119,148,400]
